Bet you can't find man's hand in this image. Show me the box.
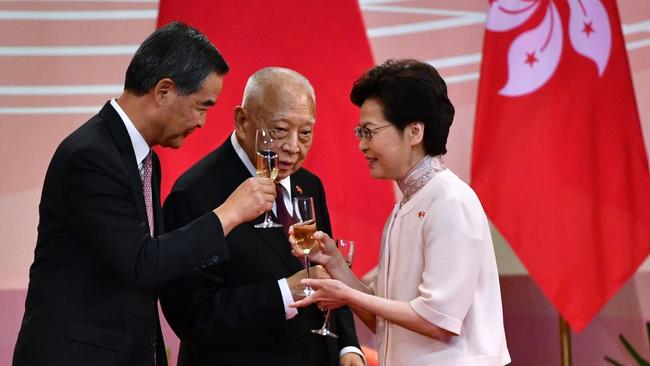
[214,177,275,235]
[290,278,352,309]
[340,352,365,366]
[286,265,330,301]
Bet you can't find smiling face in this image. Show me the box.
[357,98,418,181]
[236,75,315,180]
[157,72,224,148]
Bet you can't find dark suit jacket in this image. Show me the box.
[160,137,361,366]
[13,102,229,366]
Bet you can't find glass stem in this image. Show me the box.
[305,254,311,278]
[323,310,331,330]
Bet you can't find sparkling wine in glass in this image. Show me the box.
[311,239,355,338]
[293,196,317,297]
[254,129,282,229]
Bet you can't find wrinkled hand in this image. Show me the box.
[214,177,275,234]
[290,278,352,309]
[340,352,365,366]
[286,265,330,301]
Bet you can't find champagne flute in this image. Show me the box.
[292,196,317,297]
[254,129,282,229]
[337,239,355,268]
[311,239,355,338]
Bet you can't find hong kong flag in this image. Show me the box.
[472,0,650,331]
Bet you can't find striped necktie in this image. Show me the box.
[140,151,154,236]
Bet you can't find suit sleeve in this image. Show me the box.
[313,178,362,351]
[63,146,229,289]
[160,189,289,347]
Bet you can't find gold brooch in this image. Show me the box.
[417,211,426,219]
[296,185,303,195]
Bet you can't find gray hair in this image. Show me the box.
[241,67,315,109]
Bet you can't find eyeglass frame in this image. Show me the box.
[354,123,392,141]
[242,107,314,145]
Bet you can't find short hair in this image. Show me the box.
[350,59,455,156]
[124,21,229,96]
[241,67,315,112]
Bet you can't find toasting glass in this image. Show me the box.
[311,239,355,338]
[254,129,282,229]
[293,196,317,297]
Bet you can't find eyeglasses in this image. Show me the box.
[354,124,392,141]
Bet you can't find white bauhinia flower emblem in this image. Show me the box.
[487,0,612,96]
[568,0,611,75]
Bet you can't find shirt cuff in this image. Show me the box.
[278,278,298,320]
[340,346,366,366]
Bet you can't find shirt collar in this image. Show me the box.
[397,154,446,205]
[111,98,150,166]
[230,131,292,195]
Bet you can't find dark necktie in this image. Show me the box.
[275,184,292,236]
[141,151,154,236]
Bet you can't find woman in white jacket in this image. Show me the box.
[291,59,510,366]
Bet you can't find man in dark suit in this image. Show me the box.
[160,67,365,366]
[12,22,276,366]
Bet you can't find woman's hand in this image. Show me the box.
[288,228,344,272]
[290,278,353,310]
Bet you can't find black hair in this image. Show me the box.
[350,59,455,155]
[124,21,229,96]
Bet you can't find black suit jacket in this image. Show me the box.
[13,102,229,366]
[160,137,361,366]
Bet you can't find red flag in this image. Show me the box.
[155,1,395,277]
[472,0,650,331]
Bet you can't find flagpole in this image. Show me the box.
[559,316,572,366]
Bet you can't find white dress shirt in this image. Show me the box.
[111,99,150,169]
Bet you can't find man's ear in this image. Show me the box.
[408,121,425,146]
[153,78,175,106]
[234,106,247,133]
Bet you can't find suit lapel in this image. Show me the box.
[251,218,303,273]
[218,140,251,196]
[220,139,303,273]
[290,180,300,204]
[99,102,148,224]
